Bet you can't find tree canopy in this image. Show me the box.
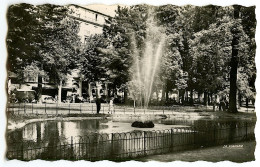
[100,4,256,108]
[7,4,256,110]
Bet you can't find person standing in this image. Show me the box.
[109,97,114,114]
[224,98,229,111]
[96,97,101,114]
[95,81,102,114]
[219,99,225,111]
[212,97,216,112]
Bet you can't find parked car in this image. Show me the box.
[90,98,96,103]
[15,89,36,103]
[114,96,124,103]
[31,99,37,103]
[76,96,87,103]
[42,95,56,103]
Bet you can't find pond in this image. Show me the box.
[7,117,251,142]
[6,117,255,160]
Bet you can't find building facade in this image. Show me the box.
[66,5,112,102]
[68,4,111,43]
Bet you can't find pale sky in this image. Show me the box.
[84,4,128,17]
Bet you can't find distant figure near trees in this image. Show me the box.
[96,97,101,114]
[95,82,102,114]
[212,97,217,111]
[219,99,226,111]
[109,97,114,114]
[219,98,229,111]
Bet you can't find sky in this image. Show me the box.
[83,4,123,17]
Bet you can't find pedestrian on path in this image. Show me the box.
[109,97,114,114]
[219,99,226,111]
[96,97,101,114]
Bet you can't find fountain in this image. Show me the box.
[128,9,166,108]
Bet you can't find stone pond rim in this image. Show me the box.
[131,121,155,128]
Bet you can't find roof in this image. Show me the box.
[69,4,112,18]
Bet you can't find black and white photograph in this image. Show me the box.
[1,0,259,166]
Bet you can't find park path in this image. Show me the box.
[139,141,256,162]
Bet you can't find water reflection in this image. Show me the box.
[7,118,253,144]
[8,119,109,144]
[23,123,37,141]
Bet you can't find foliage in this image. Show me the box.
[79,34,108,82]
[6,4,81,85]
[103,5,149,89]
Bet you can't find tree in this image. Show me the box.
[156,5,221,105]
[228,5,256,112]
[184,6,220,104]
[7,4,42,82]
[239,6,256,107]
[156,5,185,103]
[37,5,81,103]
[228,5,241,113]
[189,6,254,111]
[100,4,256,107]
[79,35,108,82]
[6,4,81,102]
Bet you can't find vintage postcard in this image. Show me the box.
[1,0,258,166]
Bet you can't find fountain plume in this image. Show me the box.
[128,9,165,108]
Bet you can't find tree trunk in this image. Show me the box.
[237,91,241,109]
[213,94,217,112]
[105,83,108,102]
[108,87,111,97]
[207,93,210,106]
[190,89,194,105]
[238,93,242,107]
[178,89,182,104]
[161,85,166,103]
[113,87,116,97]
[228,5,240,113]
[204,91,208,106]
[58,80,62,103]
[181,90,185,105]
[198,92,201,103]
[166,90,169,102]
[209,93,213,105]
[176,89,179,103]
[37,75,42,103]
[78,78,82,97]
[88,82,92,97]
[156,89,159,103]
[124,88,128,104]
[185,90,188,103]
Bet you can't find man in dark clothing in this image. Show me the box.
[224,99,229,111]
[219,99,226,111]
[96,97,101,114]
